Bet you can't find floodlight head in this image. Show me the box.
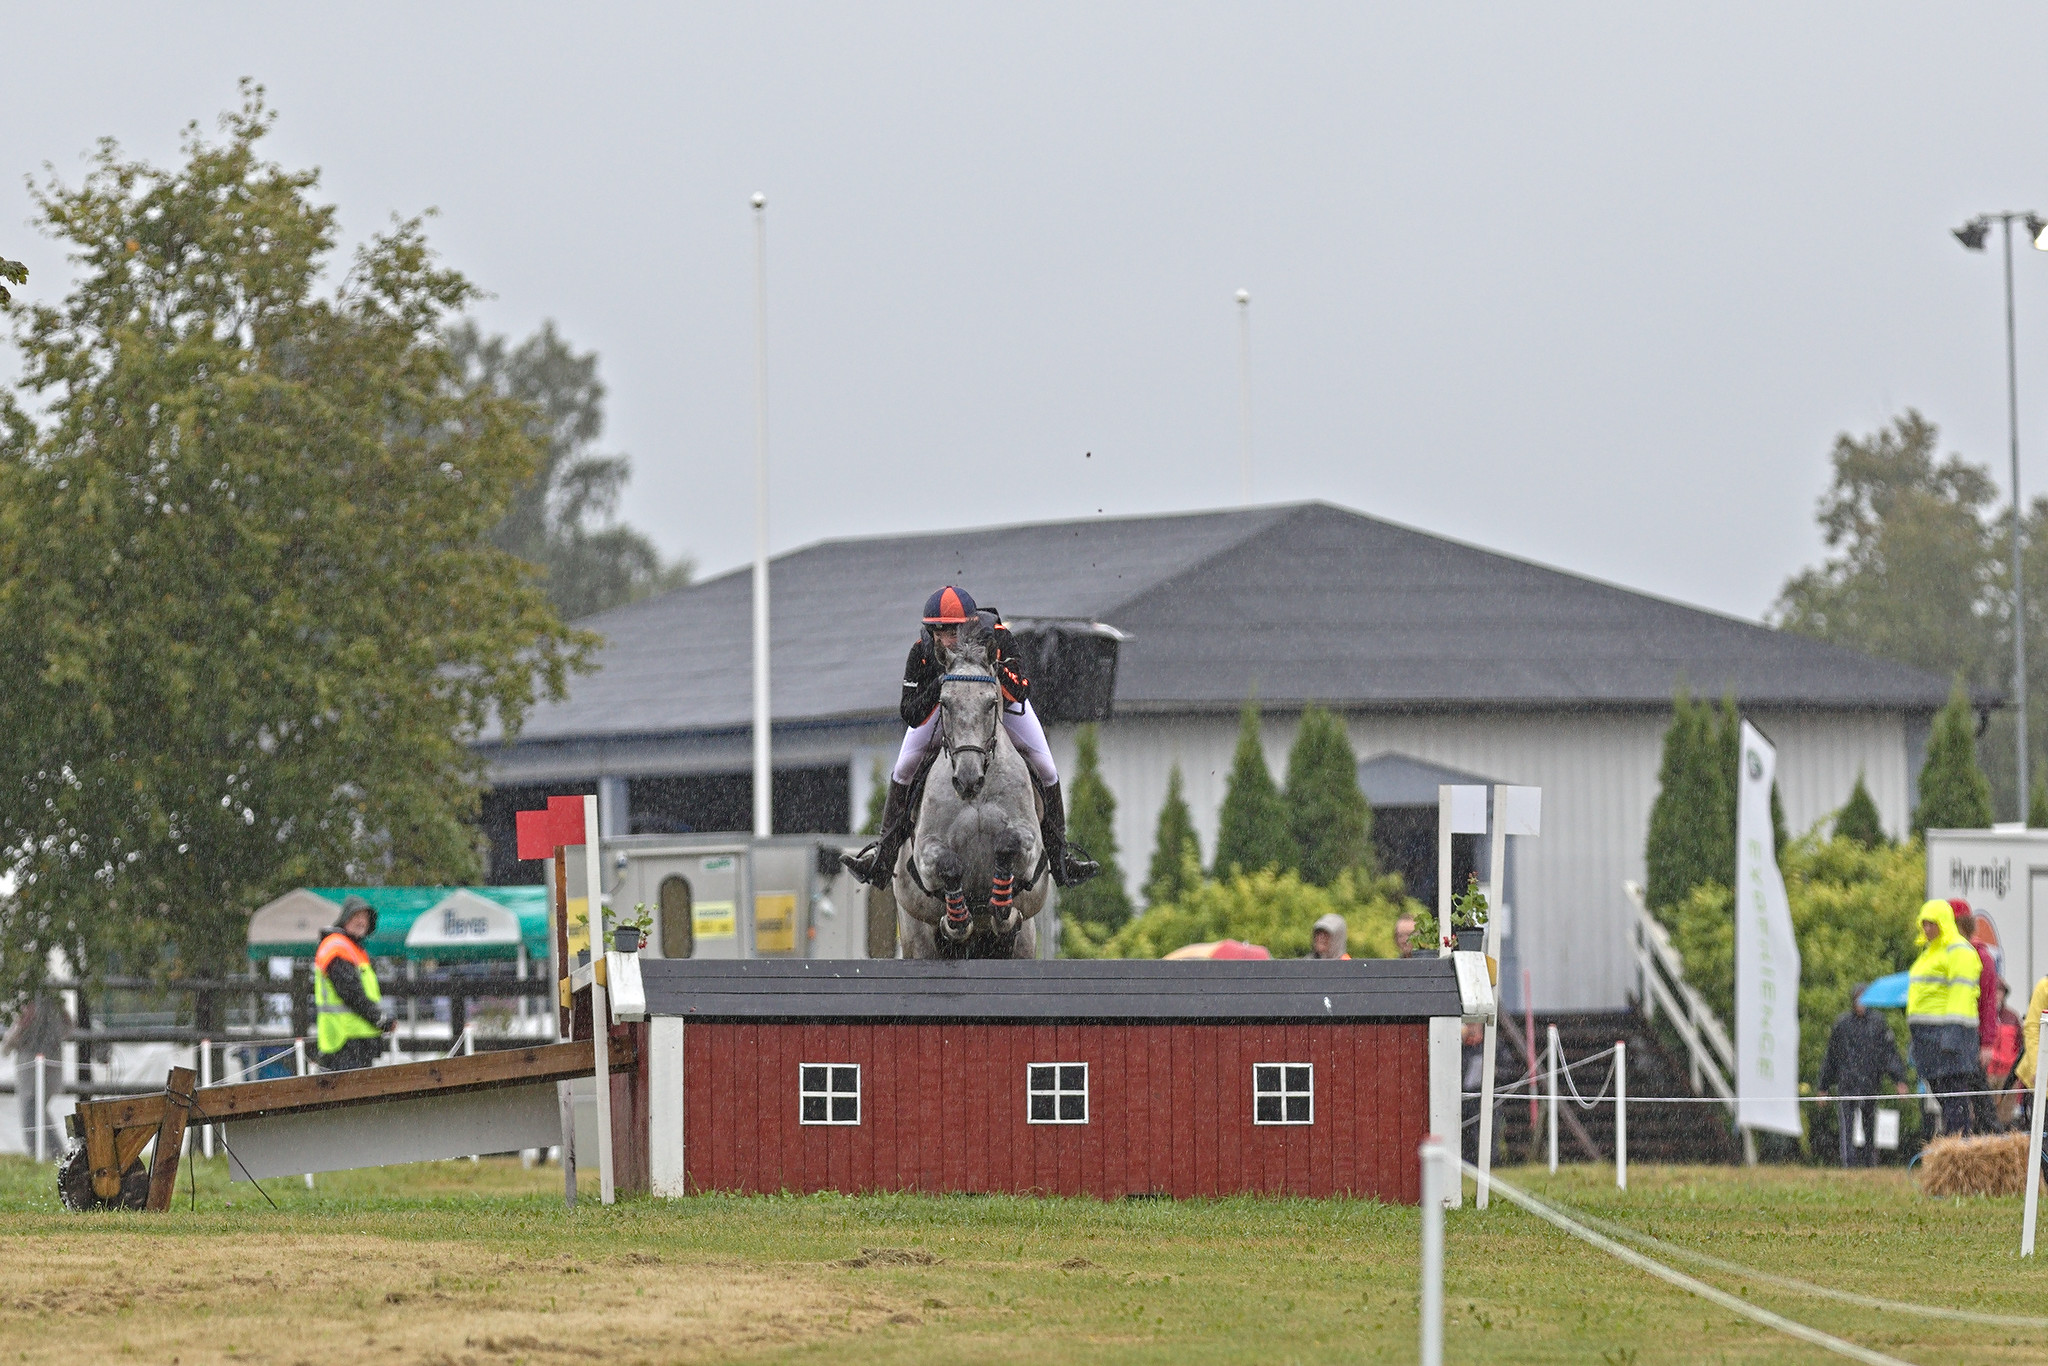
[2030,214,2048,251]
[1235,289,1250,304]
[751,192,766,209]
[1954,218,1991,251]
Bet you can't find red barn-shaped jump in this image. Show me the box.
[635,958,1474,1204]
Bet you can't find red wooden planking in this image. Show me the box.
[1190,1026,1218,1196]
[955,1024,981,1193]
[919,1024,944,1191]
[1079,1025,1105,1198]
[1262,1024,1287,1195]
[1284,1024,1310,1195]
[1330,1023,1357,1196]
[850,1024,876,1192]
[1164,1024,1191,1198]
[1362,1024,1386,1199]
[1375,1023,1400,1202]
[796,1022,826,1194]
[1308,1024,1334,1197]
[770,1022,798,1194]
[1216,1024,1242,1195]
[1057,1023,1083,1196]
[1123,1023,1149,1194]
[874,1023,900,1191]
[1029,1022,1056,1194]
[1098,1025,1127,1195]
[985,1023,1011,1192]
[682,1021,708,1192]
[820,1023,847,1194]
[1147,1024,1172,1195]
[1404,1022,1428,1203]
[748,1021,773,1193]
[709,1022,737,1192]
[939,1023,965,1192]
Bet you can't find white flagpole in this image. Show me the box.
[750,191,772,840]
[1615,1039,1627,1190]
[1235,289,1252,505]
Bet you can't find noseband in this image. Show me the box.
[938,672,1000,765]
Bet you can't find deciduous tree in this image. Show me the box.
[0,89,591,996]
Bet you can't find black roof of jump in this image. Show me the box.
[636,956,1465,1023]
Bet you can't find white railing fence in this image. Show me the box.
[1624,880,1751,1163]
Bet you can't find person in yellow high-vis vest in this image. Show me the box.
[314,895,389,1071]
[1906,899,1983,1136]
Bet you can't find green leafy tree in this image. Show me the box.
[449,321,691,620]
[1058,724,1132,954]
[1833,773,1888,849]
[2032,772,2048,830]
[0,89,591,997]
[1913,680,1994,837]
[1143,763,1202,908]
[0,257,24,305]
[858,757,889,837]
[1666,833,1927,1084]
[1212,703,1298,879]
[1098,867,1415,960]
[1645,691,1732,915]
[1283,705,1375,886]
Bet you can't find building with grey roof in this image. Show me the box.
[478,501,1955,1010]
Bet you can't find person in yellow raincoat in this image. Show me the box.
[2015,975,2048,1127]
[1907,899,1984,1136]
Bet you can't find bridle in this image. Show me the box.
[937,671,1000,767]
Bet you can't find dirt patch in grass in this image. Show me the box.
[0,1233,906,1365]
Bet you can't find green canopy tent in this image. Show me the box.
[245,887,551,965]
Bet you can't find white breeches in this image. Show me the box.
[892,700,1058,788]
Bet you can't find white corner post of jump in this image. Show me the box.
[199,1040,213,1159]
[293,1037,314,1189]
[1418,1134,1447,1366]
[1235,288,1252,505]
[1547,1024,1561,1175]
[1615,1039,1627,1191]
[1476,784,1540,1211]
[2024,1015,2048,1256]
[584,793,616,1206]
[31,1056,45,1163]
[750,190,773,842]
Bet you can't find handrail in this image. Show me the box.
[1624,881,1737,1118]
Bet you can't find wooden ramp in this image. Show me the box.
[66,1036,634,1210]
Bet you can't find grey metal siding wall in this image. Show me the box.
[1069,706,1911,1013]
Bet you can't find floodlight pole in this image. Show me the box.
[1958,211,2043,821]
[751,193,773,840]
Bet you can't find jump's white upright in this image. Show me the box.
[1547,1024,1561,1174]
[1418,1134,1447,1366]
[583,793,616,1206]
[1615,1039,1627,1190]
[2024,1016,2048,1256]
[1476,784,1540,1209]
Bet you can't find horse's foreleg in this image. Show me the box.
[989,827,1023,935]
[935,849,971,941]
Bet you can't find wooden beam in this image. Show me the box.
[85,1101,121,1201]
[183,1037,635,1126]
[144,1068,196,1212]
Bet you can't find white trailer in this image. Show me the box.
[1925,828,2048,994]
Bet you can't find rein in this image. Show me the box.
[937,670,1001,765]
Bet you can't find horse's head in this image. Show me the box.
[940,615,1001,800]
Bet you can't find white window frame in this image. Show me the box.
[799,1062,861,1126]
[1253,1062,1314,1126]
[1027,1061,1089,1125]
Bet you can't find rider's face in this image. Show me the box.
[932,624,959,651]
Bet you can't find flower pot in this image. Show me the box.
[614,927,642,954]
[1453,927,1486,955]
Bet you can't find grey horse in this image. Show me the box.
[893,617,1051,959]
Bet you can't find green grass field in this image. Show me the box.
[3,1155,2045,1364]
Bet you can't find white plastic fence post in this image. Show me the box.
[2024,1017,2048,1256]
[1476,1019,1498,1209]
[32,1054,46,1163]
[199,1038,213,1159]
[1418,1135,1446,1366]
[1547,1024,1560,1174]
[1615,1040,1627,1191]
[465,1025,480,1162]
[294,1037,313,1190]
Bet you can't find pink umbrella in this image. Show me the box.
[1163,939,1273,960]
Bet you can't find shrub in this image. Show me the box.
[1094,863,1417,961]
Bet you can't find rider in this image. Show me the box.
[844,586,1100,889]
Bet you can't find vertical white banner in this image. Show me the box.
[1736,720,1801,1136]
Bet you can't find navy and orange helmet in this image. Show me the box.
[922,585,978,625]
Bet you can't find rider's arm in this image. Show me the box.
[989,624,1032,707]
[900,637,942,727]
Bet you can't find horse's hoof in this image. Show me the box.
[941,917,972,942]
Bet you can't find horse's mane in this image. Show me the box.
[953,612,994,661]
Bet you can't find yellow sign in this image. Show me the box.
[694,900,736,939]
[564,897,590,958]
[754,893,797,953]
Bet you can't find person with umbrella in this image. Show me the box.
[1813,982,1908,1166]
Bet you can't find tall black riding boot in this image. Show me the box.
[842,780,913,886]
[1039,781,1099,887]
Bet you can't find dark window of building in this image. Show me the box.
[1028,1062,1088,1124]
[800,1063,860,1125]
[1254,1063,1313,1125]
[658,874,693,958]
[629,765,851,836]
[1369,808,1478,912]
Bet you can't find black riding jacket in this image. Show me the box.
[900,621,1031,728]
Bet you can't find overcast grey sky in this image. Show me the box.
[8,4,2048,621]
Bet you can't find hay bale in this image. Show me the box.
[1919,1133,2032,1198]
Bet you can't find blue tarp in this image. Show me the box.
[1859,971,1909,1009]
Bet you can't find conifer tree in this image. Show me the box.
[1284,706,1376,886]
[1644,691,1733,913]
[1913,680,1994,837]
[1212,703,1299,878]
[1834,773,1888,848]
[1057,724,1132,943]
[1144,763,1202,907]
[858,757,888,837]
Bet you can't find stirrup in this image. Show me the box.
[841,843,885,885]
[1052,850,1100,887]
